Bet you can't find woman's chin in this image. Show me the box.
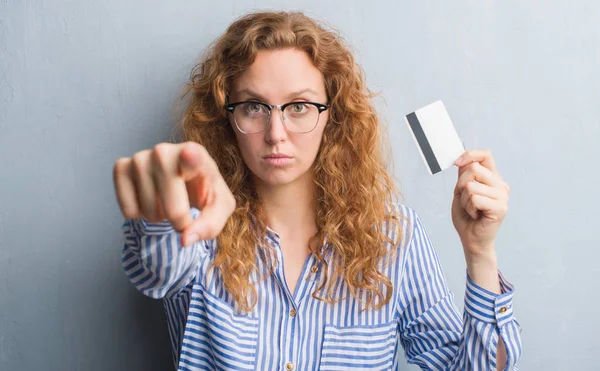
[254,170,307,188]
[261,175,297,187]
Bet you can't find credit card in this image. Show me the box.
[405,100,466,175]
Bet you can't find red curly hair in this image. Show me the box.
[175,10,404,312]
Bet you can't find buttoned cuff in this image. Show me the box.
[464,270,515,327]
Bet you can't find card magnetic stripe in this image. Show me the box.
[405,112,442,174]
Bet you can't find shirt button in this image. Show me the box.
[499,306,507,313]
[311,265,318,273]
[289,309,297,317]
[285,362,294,370]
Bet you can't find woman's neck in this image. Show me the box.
[256,174,317,238]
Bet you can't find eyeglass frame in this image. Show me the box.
[225,100,330,134]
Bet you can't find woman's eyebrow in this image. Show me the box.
[234,88,268,101]
[286,88,320,99]
[234,88,320,102]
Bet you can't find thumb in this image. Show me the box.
[181,193,234,245]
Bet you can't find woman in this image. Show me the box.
[113,11,522,371]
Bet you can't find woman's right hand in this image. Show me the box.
[112,141,236,247]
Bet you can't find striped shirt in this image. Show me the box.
[121,204,522,370]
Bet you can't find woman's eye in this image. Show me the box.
[247,103,261,113]
[292,103,305,113]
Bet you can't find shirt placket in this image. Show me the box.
[265,229,328,371]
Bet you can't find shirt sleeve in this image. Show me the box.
[121,207,207,299]
[395,207,522,370]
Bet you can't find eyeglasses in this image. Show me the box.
[226,101,329,134]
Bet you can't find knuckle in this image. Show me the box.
[183,141,206,155]
[131,151,149,175]
[468,193,476,202]
[154,142,171,152]
[113,157,129,173]
[113,158,130,181]
[152,143,172,171]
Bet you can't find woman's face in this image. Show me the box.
[228,48,329,189]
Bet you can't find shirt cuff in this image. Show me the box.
[130,207,200,236]
[464,270,515,327]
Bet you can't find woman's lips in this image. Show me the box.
[264,155,292,166]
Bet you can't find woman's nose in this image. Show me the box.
[264,108,288,144]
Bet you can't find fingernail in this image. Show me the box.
[184,233,198,247]
[455,156,464,166]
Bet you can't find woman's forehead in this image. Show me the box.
[230,49,326,102]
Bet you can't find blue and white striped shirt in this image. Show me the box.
[121,204,522,370]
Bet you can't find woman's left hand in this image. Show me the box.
[451,149,510,258]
